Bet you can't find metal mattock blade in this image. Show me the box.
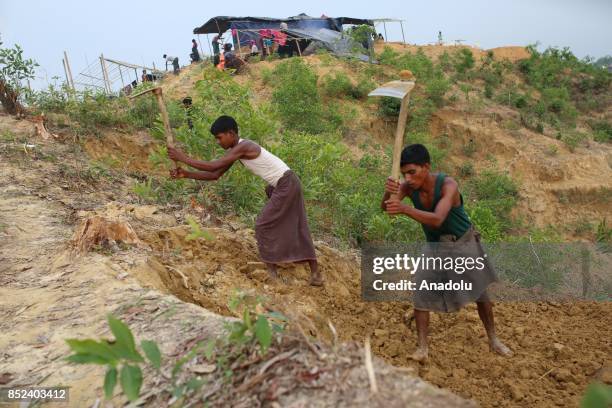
[368,80,415,99]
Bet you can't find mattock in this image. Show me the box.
[130,86,180,169]
[368,70,416,199]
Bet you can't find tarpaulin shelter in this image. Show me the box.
[193,14,373,36]
[193,13,374,57]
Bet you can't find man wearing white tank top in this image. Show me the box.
[168,115,322,286]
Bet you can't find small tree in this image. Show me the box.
[0,40,38,116]
[346,25,376,49]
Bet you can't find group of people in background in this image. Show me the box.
[162,21,386,78]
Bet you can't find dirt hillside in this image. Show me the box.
[1,113,610,407]
[0,113,474,407]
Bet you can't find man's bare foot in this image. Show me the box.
[266,264,278,280]
[309,274,324,286]
[411,346,429,362]
[489,337,513,356]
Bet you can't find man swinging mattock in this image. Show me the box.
[370,71,513,362]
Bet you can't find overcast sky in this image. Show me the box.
[1,0,610,90]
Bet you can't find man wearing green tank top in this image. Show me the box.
[381,143,512,362]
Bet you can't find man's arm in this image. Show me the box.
[170,165,231,181]
[385,178,458,228]
[381,178,409,211]
[168,145,245,172]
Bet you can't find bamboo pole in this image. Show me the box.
[63,51,75,90]
[197,34,205,58]
[236,29,243,58]
[400,20,406,47]
[62,58,70,88]
[205,34,213,56]
[118,65,125,87]
[99,54,111,94]
[295,39,302,57]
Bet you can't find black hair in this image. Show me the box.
[400,144,431,166]
[163,54,167,58]
[210,115,238,135]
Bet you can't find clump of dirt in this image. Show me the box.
[70,215,142,252]
[82,130,158,173]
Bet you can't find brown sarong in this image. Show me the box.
[413,226,496,312]
[255,170,317,264]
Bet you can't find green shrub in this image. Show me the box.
[590,120,612,143]
[514,94,528,109]
[351,76,376,99]
[64,91,131,135]
[321,71,353,98]
[127,95,158,129]
[260,67,273,85]
[345,25,376,49]
[425,76,450,107]
[462,139,477,156]
[0,42,38,115]
[471,169,518,202]
[561,130,588,152]
[467,204,503,242]
[270,59,341,133]
[517,44,611,120]
[464,169,518,236]
[378,96,401,117]
[395,48,435,80]
[545,145,558,156]
[454,48,475,74]
[438,51,453,72]
[406,96,436,133]
[377,46,400,66]
[459,162,474,177]
[29,81,70,113]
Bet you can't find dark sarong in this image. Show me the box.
[255,170,316,264]
[413,226,496,312]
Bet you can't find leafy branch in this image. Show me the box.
[65,315,162,402]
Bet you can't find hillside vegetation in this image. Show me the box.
[30,43,612,247]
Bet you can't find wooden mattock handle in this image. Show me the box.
[151,87,179,169]
[390,70,415,199]
[391,94,410,182]
[152,87,175,149]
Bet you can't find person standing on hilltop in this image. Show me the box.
[167,115,323,286]
[190,39,201,62]
[163,54,180,74]
[382,143,512,362]
[212,33,222,56]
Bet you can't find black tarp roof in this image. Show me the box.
[193,13,373,35]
